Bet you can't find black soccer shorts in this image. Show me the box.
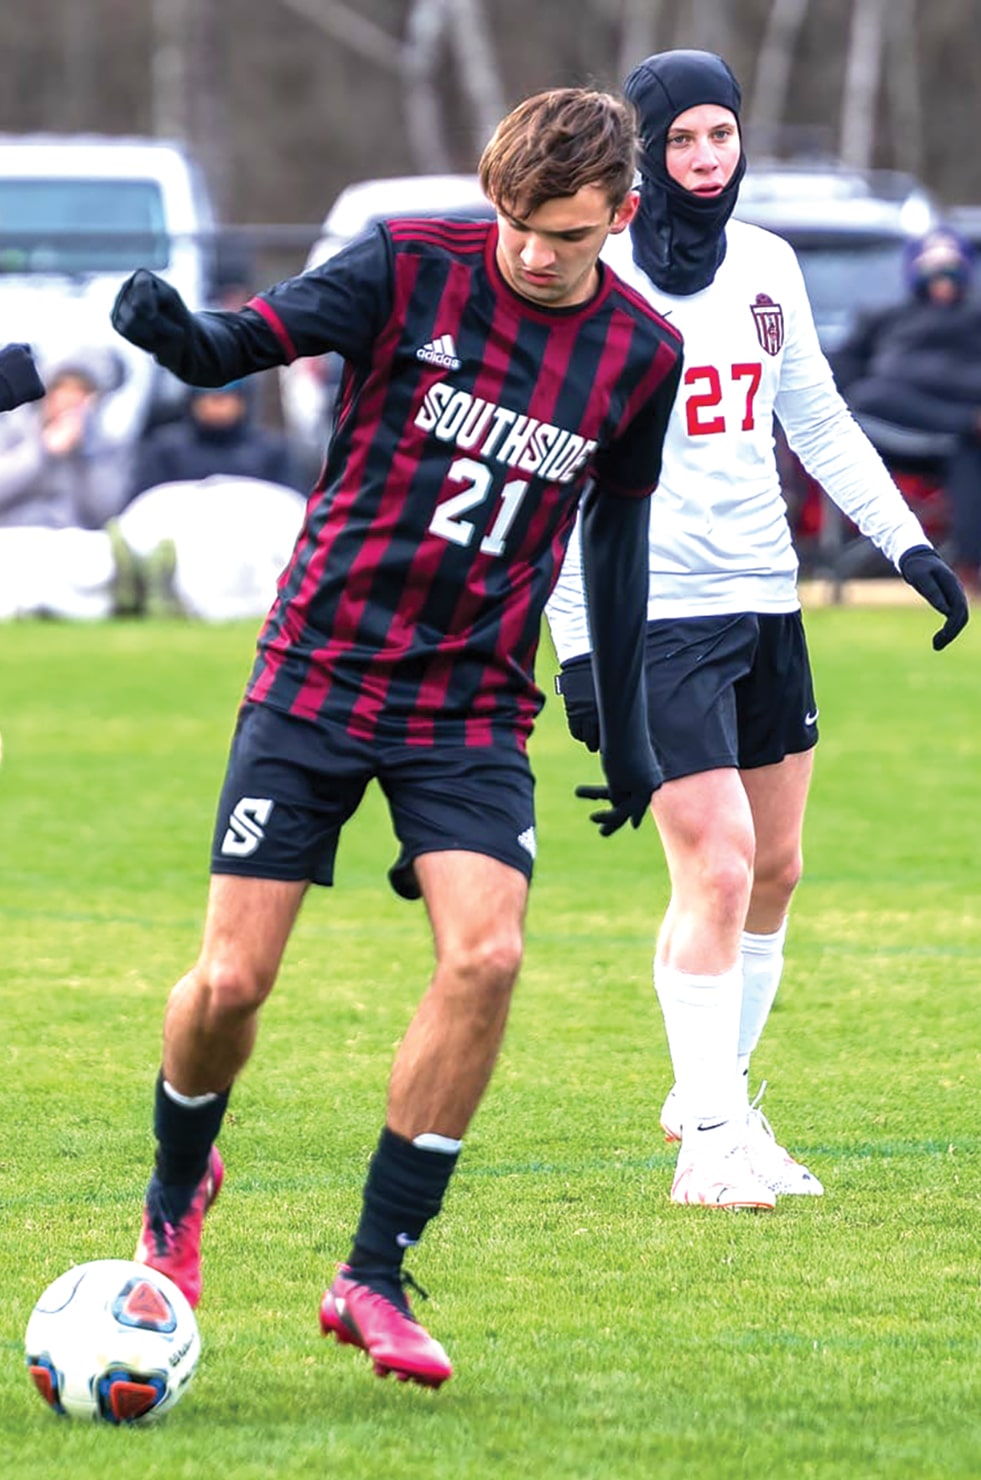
[643,610,818,780]
[210,702,537,899]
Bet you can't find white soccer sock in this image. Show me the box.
[737,920,788,1091]
[653,958,743,1141]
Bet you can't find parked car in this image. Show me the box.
[279,174,494,473]
[0,134,217,444]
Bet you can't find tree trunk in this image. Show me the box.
[60,0,98,131]
[884,0,923,177]
[616,0,666,82]
[447,0,506,158]
[685,0,733,59]
[745,0,810,157]
[402,0,453,173]
[840,0,888,169]
[151,0,191,141]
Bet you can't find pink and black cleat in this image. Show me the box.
[320,1265,452,1388]
[135,1145,224,1309]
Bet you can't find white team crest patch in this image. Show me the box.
[750,292,784,355]
[517,825,537,860]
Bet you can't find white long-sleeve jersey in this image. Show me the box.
[547,219,928,662]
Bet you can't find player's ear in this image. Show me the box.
[609,190,639,235]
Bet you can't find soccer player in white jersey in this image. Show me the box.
[547,50,969,1210]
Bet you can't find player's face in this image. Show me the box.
[664,104,741,196]
[494,184,638,309]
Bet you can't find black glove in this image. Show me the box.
[555,655,600,752]
[111,268,193,370]
[0,343,44,412]
[575,779,657,837]
[898,544,969,651]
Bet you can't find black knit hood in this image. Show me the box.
[624,49,747,296]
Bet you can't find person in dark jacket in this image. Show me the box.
[832,226,981,588]
[129,378,305,497]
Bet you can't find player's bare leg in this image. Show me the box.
[742,750,812,935]
[137,875,308,1303]
[737,750,823,1193]
[652,768,754,974]
[163,874,309,1096]
[322,850,528,1385]
[387,850,527,1139]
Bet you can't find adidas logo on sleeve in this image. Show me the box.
[416,334,462,371]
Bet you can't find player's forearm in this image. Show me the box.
[112,269,286,387]
[580,484,659,798]
[155,307,285,386]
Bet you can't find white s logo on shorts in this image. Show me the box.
[221,797,274,857]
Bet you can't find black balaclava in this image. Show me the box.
[624,49,747,296]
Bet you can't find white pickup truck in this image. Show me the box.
[0,134,217,443]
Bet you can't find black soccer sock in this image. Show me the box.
[151,1071,230,1220]
[348,1125,460,1279]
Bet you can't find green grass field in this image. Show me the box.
[1,606,979,1479]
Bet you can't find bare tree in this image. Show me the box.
[403,0,453,172]
[274,0,401,71]
[840,0,888,169]
[447,0,506,157]
[883,0,923,177]
[616,0,667,82]
[187,0,231,216]
[685,0,734,59]
[744,0,810,157]
[151,0,192,140]
[60,0,99,130]
[272,0,454,174]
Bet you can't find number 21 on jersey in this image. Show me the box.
[429,456,529,556]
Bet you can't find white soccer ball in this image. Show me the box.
[25,1259,200,1423]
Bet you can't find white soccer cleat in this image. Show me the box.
[744,1086,824,1196]
[670,1138,776,1211]
[659,1085,682,1143]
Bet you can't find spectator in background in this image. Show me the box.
[0,348,130,528]
[128,379,306,498]
[832,226,981,592]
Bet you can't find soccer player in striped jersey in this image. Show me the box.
[547,51,968,1212]
[110,87,682,1386]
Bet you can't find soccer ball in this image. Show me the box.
[25,1259,200,1423]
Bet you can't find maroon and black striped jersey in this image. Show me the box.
[240,218,681,747]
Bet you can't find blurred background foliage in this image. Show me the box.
[0,0,977,233]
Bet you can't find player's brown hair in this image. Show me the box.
[478,88,638,218]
